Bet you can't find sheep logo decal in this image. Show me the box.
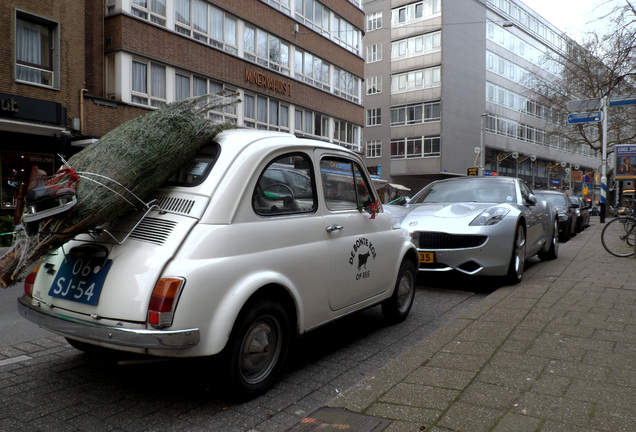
[349,237,376,281]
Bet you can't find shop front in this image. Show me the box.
[0,93,69,217]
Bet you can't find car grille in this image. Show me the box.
[414,232,487,249]
[128,217,178,246]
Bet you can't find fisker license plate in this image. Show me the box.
[419,252,435,263]
[49,257,113,305]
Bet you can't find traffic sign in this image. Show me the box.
[567,98,602,112]
[609,95,636,107]
[567,111,602,124]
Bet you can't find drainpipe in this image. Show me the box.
[80,88,88,135]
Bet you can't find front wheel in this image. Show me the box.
[223,298,291,399]
[505,224,526,285]
[601,218,636,257]
[538,219,559,261]
[382,260,416,323]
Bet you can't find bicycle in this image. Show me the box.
[601,215,636,257]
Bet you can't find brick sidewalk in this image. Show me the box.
[328,219,636,432]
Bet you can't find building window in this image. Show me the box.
[333,120,360,150]
[391,31,441,60]
[366,140,382,158]
[294,49,329,90]
[391,0,441,28]
[175,1,237,54]
[131,60,166,108]
[391,66,441,94]
[367,76,382,95]
[15,12,58,88]
[332,15,360,55]
[366,108,382,127]
[244,26,290,76]
[295,0,330,37]
[243,93,288,131]
[333,67,360,103]
[131,0,167,26]
[391,136,440,158]
[366,12,382,31]
[366,44,382,63]
[260,0,291,16]
[390,101,440,126]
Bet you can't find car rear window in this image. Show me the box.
[165,143,220,187]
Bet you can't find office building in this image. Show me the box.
[363,0,600,198]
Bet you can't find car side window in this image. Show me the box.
[520,183,532,202]
[253,154,317,215]
[321,158,374,211]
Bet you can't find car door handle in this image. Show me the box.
[326,225,343,232]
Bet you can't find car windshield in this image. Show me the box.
[410,180,516,204]
[535,193,567,206]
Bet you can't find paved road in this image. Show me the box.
[0,265,489,431]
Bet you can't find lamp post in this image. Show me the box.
[479,113,487,176]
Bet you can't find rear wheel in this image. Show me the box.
[224,298,290,399]
[505,224,526,285]
[382,260,416,323]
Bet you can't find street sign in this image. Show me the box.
[466,167,478,176]
[567,111,602,124]
[568,94,636,112]
[609,94,636,107]
[567,98,602,112]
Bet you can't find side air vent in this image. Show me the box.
[128,217,178,246]
[152,196,196,215]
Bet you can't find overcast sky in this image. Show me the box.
[522,0,618,41]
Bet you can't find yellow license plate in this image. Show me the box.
[419,252,435,263]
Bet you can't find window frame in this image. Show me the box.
[15,11,59,88]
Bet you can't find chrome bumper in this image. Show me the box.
[17,295,200,350]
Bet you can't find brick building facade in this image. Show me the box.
[1,0,364,215]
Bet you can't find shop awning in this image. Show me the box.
[389,183,411,191]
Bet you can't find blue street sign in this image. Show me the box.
[567,111,602,124]
[609,94,636,107]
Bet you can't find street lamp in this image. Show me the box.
[479,113,487,176]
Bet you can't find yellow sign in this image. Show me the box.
[467,167,478,176]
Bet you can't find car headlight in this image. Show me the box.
[470,206,510,226]
[557,213,568,222]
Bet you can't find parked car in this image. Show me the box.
[383,177,558,284]
[18,129,419,398]
[569,196,590,230]
[534,190,577,241]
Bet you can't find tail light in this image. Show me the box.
[24,267,39,296]
[148,277,184,328]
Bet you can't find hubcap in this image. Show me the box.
[396,270,414,313]
[240,317,281,384]
[514,228,526,279]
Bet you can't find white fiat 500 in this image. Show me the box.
[18,129,418,397]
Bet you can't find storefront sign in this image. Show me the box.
[245,69,292,97]
[1,97,19,114]
[0,93,65,126]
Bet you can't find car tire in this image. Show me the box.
[505,224,526,285]
[382,259,416,324]
[538,219,559,261]
[224,298,290,399]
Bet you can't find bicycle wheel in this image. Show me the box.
[601,218,636,257]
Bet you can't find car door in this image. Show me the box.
[316,152,399,311]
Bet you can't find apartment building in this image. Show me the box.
[1,0,364,216]
[363,0,600,197]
